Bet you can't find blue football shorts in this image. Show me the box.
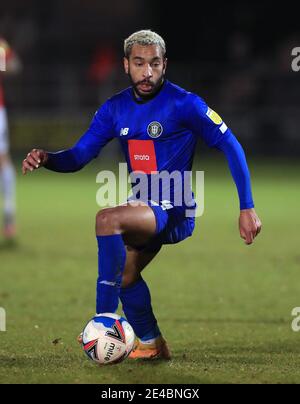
[138,201,196,253]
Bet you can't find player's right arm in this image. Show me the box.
[22,149,48,175]
[22,101,115,175]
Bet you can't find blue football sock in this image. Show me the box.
[96,234,126,314]
[120,278,161,341]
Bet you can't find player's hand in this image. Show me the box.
[239,208,262,245]
[22,149,48,175]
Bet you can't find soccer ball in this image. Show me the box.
[81,313,135,365]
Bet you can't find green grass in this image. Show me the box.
[0,158,300,384]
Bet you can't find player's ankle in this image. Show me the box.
[139,325,162,345]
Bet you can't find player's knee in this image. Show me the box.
[96,208,121,234]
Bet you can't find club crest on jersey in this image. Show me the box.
[147,121,163,138]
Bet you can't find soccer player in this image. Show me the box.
[0,38,21,240]
[22,30,262,360]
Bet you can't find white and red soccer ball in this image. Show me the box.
[82,313,135,365]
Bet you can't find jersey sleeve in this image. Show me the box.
[182,93,254,210]
[215,133,255,210]
[45,100,115,172]
[182,94,229,147]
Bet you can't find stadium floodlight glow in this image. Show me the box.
[291,47,300,72]
[0,307,6,332]
[0,46,6,72]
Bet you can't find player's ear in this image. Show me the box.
[123,57,129,74]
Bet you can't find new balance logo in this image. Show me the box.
[120,128,129,136]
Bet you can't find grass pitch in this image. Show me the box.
[0,157,300,384]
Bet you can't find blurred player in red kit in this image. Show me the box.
[0,37,22,240]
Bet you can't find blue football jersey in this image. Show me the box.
[46,80,254,211]
[81,80,229,208]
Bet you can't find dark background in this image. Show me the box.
[1,0,299,155]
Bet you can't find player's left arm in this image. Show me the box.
[183,94,262,245]
[214,132,262,245]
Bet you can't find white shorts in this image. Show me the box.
[0,107,9,155]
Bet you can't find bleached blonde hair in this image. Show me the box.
[124,30,166,58]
